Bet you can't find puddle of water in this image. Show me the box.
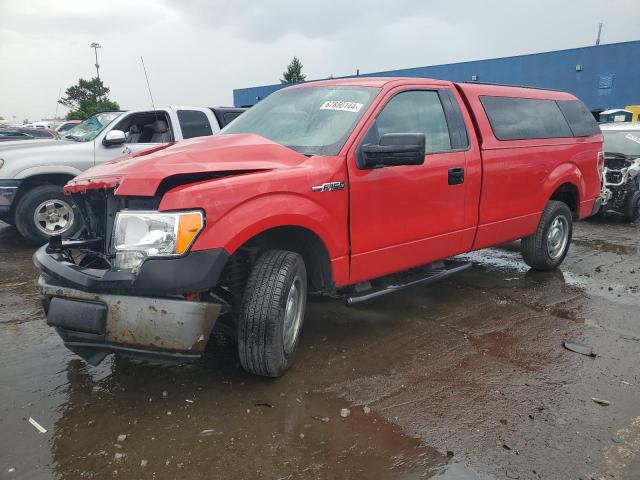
[1,320,446,480]
[459,248,640,308]
[430,462,487,479]
[572,238,638,256]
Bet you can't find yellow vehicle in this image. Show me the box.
[625,105,640,122]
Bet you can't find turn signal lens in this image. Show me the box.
[597,150,605,180]
[176,212,204,254]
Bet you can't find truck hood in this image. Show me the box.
[0,139,93,179]
[0,139,71,151]
[65,134,310,197]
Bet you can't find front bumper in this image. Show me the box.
[40,278,221,364]
[590,196,604,216]
[34,244,229,296]
[35,245,229,364]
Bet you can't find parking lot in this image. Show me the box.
[1,216,639,480]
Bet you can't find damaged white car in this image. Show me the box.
[599,122,640,222]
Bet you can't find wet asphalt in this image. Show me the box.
[0,216,638,480]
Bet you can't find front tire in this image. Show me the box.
[521,200,572,271]
[14,185,80,244]
[238,250,307,377]
[623,190,640,223]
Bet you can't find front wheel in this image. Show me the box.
[14,185,81,244]
[623,190,640,223]
[237,250,307,377]
[521,200,573,271]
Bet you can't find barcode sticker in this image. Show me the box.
[320,101,363,113]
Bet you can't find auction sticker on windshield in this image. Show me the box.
[320,101,363,113]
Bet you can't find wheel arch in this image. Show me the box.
[544,163,585,217]
[549,182,580,217]
[11,172,78,219]
[226,225,334,294]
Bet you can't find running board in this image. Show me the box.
[345,260,472,305]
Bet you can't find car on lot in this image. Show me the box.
[55,120,82,133]
[598,122,640,222]
[599,109,633,123]
[0,106,246,243]
[0,127,59,141]
[35,78,603,377]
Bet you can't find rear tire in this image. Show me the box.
[623,190,640,223]
[14,185,81,244]
[237,250,307,377]
[521,201,572,271]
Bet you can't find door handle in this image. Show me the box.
[448,167,465,185]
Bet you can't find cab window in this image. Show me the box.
[177,110,213,139]
[375,90,452,153]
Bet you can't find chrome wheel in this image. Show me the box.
[283,275,305,355]
[33,199,74,236]
[546,215,569,259]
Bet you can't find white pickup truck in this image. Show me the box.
[0,106,245,242]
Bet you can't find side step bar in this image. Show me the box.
[345,260,472,305]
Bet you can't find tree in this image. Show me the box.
[58,77,120,120]
[280,57,306,84]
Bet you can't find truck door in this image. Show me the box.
[347,87,475,283]
[176,108,220,139]
[93,111,174,165]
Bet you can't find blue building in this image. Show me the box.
[233,40,640,112]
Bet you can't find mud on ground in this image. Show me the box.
[0,217,638,479]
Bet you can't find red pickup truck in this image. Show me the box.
[35,78,603,377]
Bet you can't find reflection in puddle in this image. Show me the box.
[431,462,485,479]
[572,238,638,256]
[49,350,447,479]
[459,248,640,308]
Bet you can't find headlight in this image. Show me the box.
[113,210,204,271]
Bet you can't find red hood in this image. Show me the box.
[65,134,309,196]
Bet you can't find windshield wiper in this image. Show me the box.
[65,134,82,142]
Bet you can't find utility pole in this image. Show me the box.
[54,87,61,119]
[595,22,603,46]
[90,42,101,79]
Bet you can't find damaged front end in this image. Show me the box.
[599,155,640,222]
[34,189,228,365]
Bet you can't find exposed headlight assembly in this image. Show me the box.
[113,210,204,271]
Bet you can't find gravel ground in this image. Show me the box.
[0,216,638,480]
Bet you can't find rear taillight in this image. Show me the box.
[597,151,605,180]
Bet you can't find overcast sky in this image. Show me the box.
[0,0,638,121]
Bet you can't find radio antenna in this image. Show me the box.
[140,56,157,110]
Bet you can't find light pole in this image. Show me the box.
[90,42,101,79]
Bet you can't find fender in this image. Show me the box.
[542,162,584,209]
[189,192,346,258]
[16,165,84,180]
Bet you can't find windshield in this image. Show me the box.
[64,112,122,142]
[221,86,380,155]
[602,130,640,157]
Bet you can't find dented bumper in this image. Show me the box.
[38,277,221,365]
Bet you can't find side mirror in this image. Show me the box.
[360,133,426,169]
[103,130,126,147]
